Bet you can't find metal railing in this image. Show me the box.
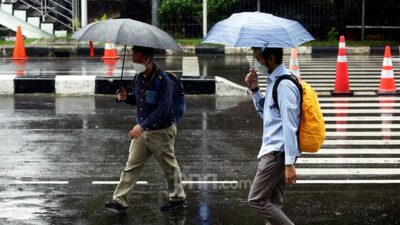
[15,0,78,31]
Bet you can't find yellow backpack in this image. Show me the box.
[272,75,325,153]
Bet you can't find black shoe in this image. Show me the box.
[104,201,128,214]
[160,200,188,211]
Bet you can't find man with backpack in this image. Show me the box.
[245,47,301,225]
[104,46,187,214]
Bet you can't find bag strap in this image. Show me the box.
[272,74,303,153]
[272,74,303,111]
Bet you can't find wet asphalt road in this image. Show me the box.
[1,95,400,225]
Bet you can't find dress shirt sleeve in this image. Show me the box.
[251,90,265,119]
[277,80,301,165]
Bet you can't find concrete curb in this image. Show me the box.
[2,45,398,57]
[215,76,247,96]
[0,76,251,96]
[0,76,217,95]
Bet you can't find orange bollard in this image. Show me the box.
[377,46,399,95]
[330,36,353,96]
[12,26,28,60]
[89,41,95,58]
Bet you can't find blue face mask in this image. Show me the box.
[254,60,269,76]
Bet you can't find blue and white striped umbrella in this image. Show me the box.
[202,12,314,48]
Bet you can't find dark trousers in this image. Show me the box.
[248,151,294,225]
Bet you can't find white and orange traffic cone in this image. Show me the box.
[377,46,398,95]
[101,43,120,60]
[330,36,354,96]
[289,48,301,81]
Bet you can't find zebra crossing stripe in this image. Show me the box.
[324,117,400,122]
[325,124,400,129]
[92,181,148,185]
[318,97,400,102]
[297,180,400,184]
[304,149,400,154]
[297,168,400,175]
[325,132,400,137]
[322,109,400,113]
[323,139,400,145]
[14,181,69,184]
[297,158,400,164]
[320,103,400,107]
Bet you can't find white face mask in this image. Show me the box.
[254,60,269,76]
[133,57,151,74]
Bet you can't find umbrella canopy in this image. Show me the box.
[202,12,314,48]
[72,19,182,52]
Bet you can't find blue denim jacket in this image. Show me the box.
[125,65,174,131]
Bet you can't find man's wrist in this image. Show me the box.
[250,86,259,92]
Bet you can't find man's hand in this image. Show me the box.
[285,165,298,185]
[116,87,128,102]
[128,124,143,140]
[245,68,259,90]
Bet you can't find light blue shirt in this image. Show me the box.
[252,63,301,165]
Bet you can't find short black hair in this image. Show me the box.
[132,46,154,57]
[260,47,283,65]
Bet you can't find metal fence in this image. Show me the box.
[161,0,399,40]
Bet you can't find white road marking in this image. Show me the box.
[297,158,400,164]
[325,124,400,129]
[322,109,400,113]
[320,103,400,107]
[304,149,400,155]
[297,180,400,184]
[326,132,400,136]
[14,181,69,184]
[92,181,148,185]
[182,181,238,184]
[297,168,400,175]
[324,117,400,122]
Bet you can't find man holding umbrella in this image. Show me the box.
[104,46,187,214]
[245,47,300,225]
[203,12,314,224]
[71,18,187,214]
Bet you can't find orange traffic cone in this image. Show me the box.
[377,46,398,95]
[89,41,95,58]
[12,26,27,60]
[289,48,301,81]
[330,36,353,96]
[101,43,119,60]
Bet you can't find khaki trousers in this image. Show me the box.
[113,124,186,207]
[248,151,294,225]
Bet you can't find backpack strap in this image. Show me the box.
[272,74,303,111]
[272,74,303,153]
